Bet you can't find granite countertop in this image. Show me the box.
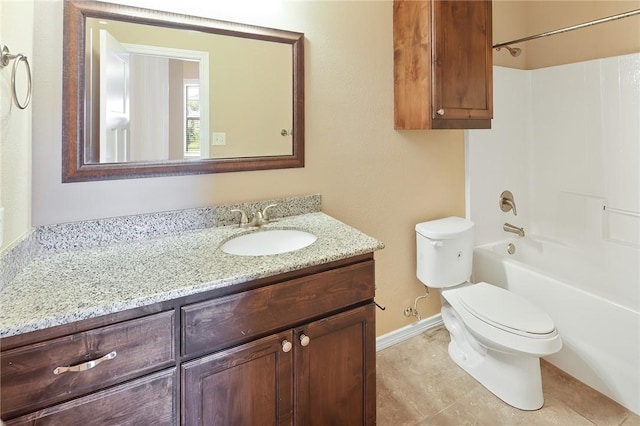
[0,212,384,339]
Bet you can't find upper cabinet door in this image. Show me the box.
[394,0,493,130]
[432,0,493,126]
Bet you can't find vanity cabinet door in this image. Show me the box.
[393,0,493,129]
[182,331,294,426]
[181,305,375,426]
[294,304,376,426]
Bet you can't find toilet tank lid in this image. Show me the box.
[416,217,474,239]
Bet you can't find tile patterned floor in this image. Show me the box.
[377,326,640,425]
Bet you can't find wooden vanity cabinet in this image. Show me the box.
[0,254,376,425]
[182,305,375,426]
[393,0,493,129]
[181,258,376,425]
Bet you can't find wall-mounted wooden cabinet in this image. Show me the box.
[394,0,493,130]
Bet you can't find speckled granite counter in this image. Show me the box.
[0,210,383,339]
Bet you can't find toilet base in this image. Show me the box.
[442,303,545,410]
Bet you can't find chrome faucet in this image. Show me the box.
[231,204,278,228]
[499,190,518,216]
[503,222,525,237]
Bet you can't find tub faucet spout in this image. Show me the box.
[503,222,525,237]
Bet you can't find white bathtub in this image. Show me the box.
[473,237,640,415]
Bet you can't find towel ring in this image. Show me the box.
[11,54,31,110]
[1,44,32,110]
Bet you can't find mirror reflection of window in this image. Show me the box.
[185,82,200,158]
[86,17,211,163]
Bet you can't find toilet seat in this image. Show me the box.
[456,282,555,338]
[442,282,562,356]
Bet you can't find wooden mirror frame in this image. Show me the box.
[62,0,304,182]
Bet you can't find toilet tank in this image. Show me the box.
[415,217,475,288]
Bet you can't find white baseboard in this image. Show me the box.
[376,313,443,352]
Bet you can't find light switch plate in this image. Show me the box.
[212,132,226,146]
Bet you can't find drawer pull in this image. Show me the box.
[53,351,117,375]
[300,334,310,347]
[282,340,292,353]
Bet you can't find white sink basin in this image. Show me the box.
[221,229,317,256]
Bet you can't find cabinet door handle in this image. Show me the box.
[282,340,292,353]
[436,109,445,116]
[299,334,310,347]
[53,351,117,375]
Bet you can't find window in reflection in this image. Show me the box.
[185,82,201,157]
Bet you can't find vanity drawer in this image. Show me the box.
[5,368,177,426]
[0,310,175,419]
[182,260,374,356]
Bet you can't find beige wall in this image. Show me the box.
[11,0,639,337]
[208,35,293,158]
[494,0,640,69]
[31,0,464,336]
[493,1,528,68]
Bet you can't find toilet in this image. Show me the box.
[415,216,562,410]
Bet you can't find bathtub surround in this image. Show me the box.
[468,55,639,246]
[467,55,640,414]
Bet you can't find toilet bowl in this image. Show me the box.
[443,282,560,356]
[415,217,562,410]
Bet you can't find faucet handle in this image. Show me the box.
[231,209,249,227]
[261,204,278,221]
[499,190,517,216]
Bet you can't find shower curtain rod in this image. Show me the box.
[493,8,640,50]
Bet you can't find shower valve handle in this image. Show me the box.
[499,190,518,216]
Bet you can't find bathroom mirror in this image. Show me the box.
[62,0,304,182]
